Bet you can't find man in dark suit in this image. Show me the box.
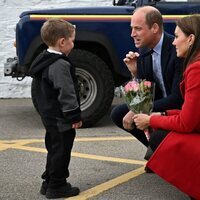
[111,6,183,150]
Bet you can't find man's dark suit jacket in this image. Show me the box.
[137,32,184,112]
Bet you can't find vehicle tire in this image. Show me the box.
[31,49,115,128]
[31,78,40,114]
[69,49,115,127]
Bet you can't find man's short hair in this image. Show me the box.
[133,6,163,30]
[41,18,75,46]
[146,10,163,30]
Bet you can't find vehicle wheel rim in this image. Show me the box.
[76,68,97,111]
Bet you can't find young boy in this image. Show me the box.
[29,18,82,199]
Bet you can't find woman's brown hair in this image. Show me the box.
[176,14,200,69]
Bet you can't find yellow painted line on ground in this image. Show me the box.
[0,141,35,151]
[0,138,146,200]
[0,143,10,151]
[72,152,146,165]
[0,136,136,144]
[0,142,145,165]
[75,136,136,142]
[11,145,47,153]
[0,137,136,151]
[0,139,44,144]
[9,145,145,165]
[0,147,8,151]
[67,167,145,200]
[0,138,145,165]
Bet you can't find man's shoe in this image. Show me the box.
[40,181,48,195]
[46,182,80,199]
[144,166,154,173]
[144,146,153,161]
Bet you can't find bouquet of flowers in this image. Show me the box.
[120,78,155,140]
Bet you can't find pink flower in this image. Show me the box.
[144,81,151,87]
[124,81,139,92]
[120,79,155,121]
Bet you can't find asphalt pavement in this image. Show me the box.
[0,98,190,200]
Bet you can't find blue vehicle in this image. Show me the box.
[4,0,200,127]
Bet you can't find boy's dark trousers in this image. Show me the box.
[41,127,76,188]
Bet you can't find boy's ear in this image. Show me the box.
[59,38,66,46]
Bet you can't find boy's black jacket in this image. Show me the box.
[29,50,81,131]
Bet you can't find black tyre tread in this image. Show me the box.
[31,78,39,114]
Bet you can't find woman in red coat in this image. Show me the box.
[133,15,200,199]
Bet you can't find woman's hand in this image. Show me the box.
[150,112,162,116]
[133,114,150,130]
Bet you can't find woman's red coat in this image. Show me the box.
[147,61,200,199]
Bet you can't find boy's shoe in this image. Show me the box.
[40,181,48,195]
[46,182,80,199]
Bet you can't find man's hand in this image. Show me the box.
[123,51,140,77]
[72,121,82,129]
[133,114,150,130]
[123,111,135,130]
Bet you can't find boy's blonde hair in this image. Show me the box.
[41,18,75,46]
